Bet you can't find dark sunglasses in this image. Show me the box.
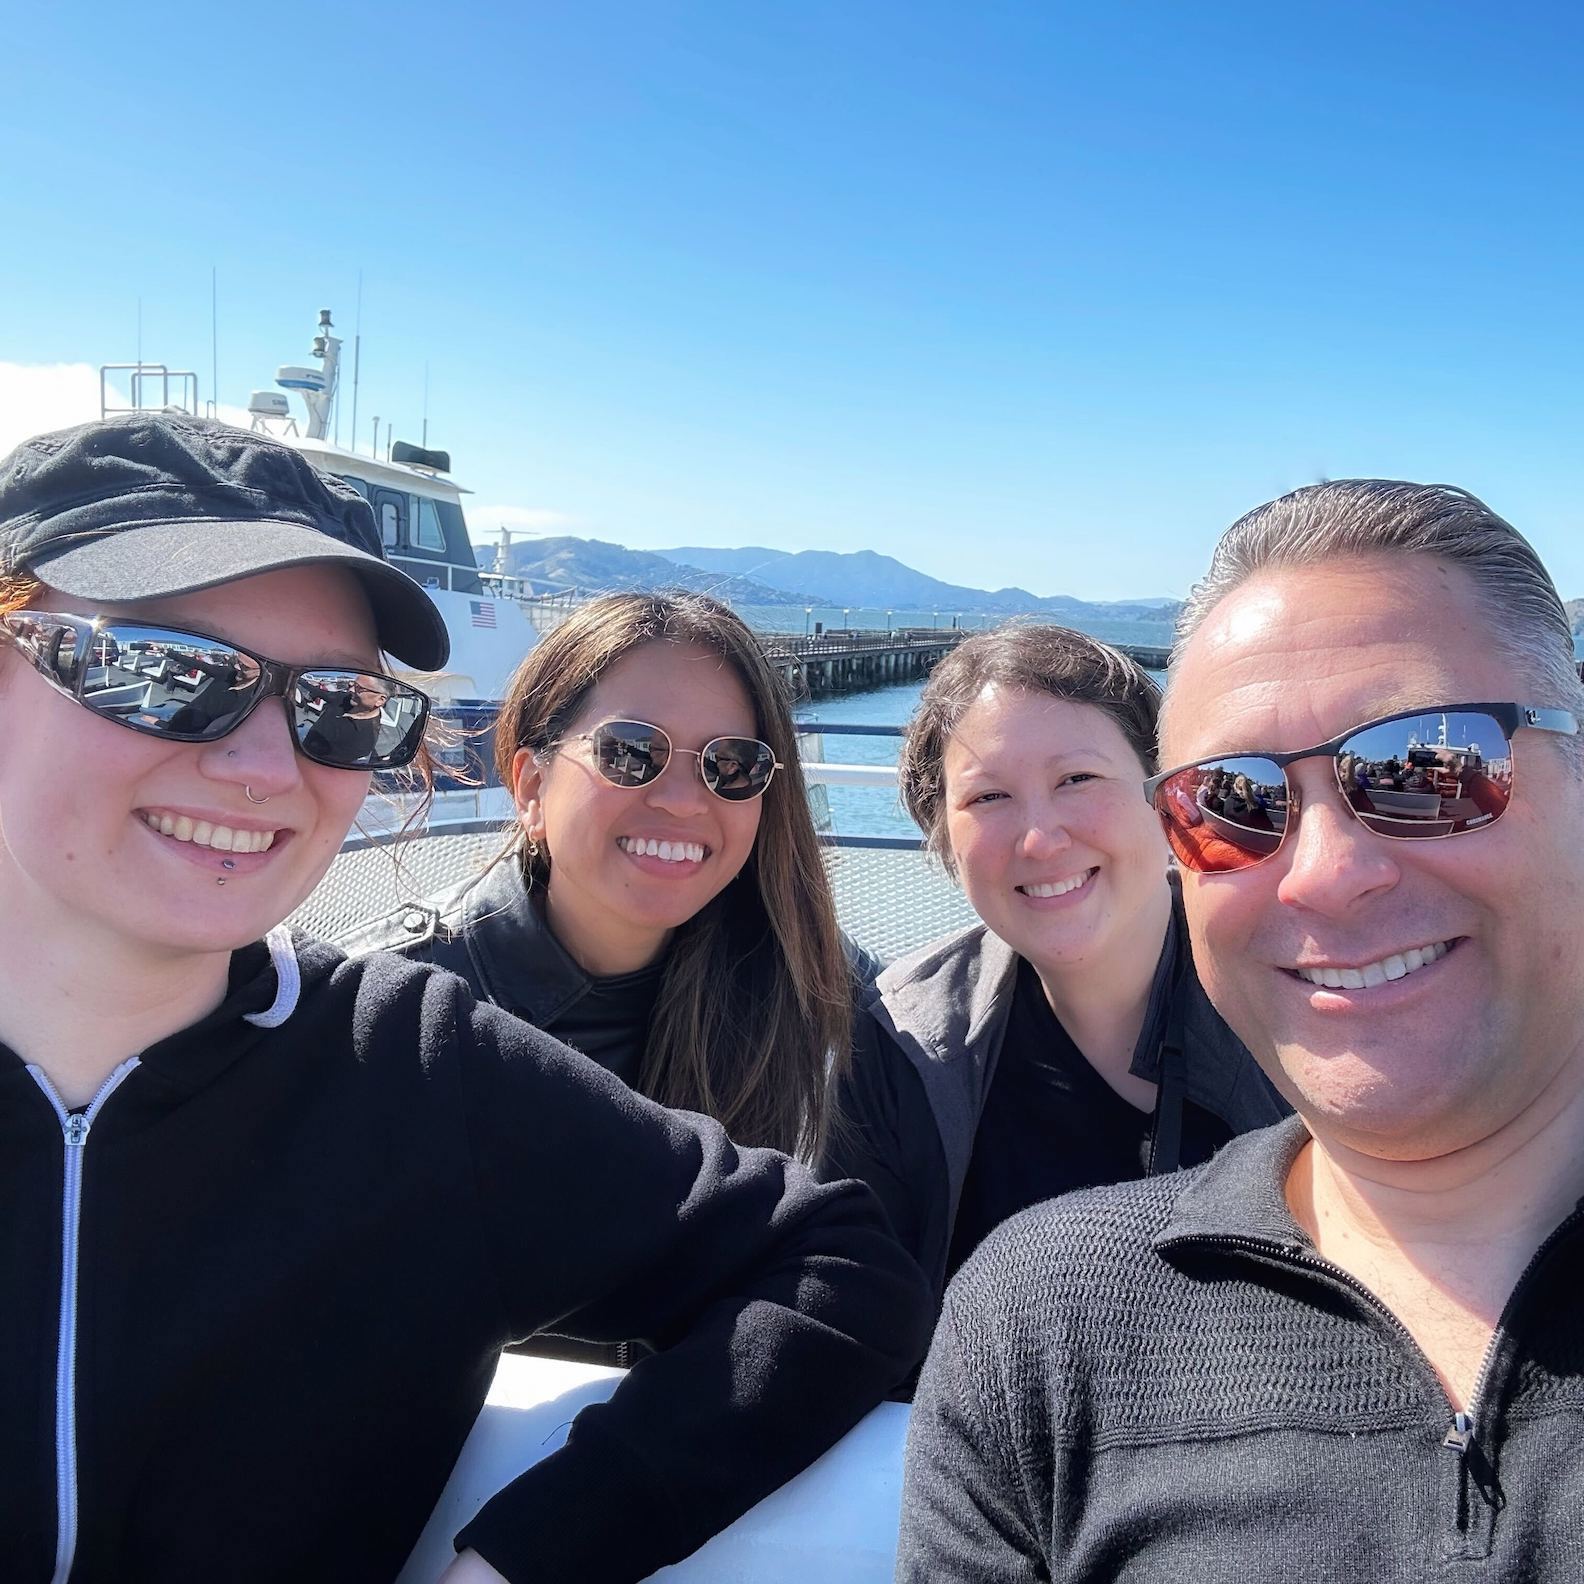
[1145,702,1578,875]
[1,611,431,772]
[568,718,782,803]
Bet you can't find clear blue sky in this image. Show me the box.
[4,1,1581,601]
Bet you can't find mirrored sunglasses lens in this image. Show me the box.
[593,722,668,787]
[293,673,428,769]
[1155,757,1289,873]
[702,737,774,801]
[82,627,261,739]
[1337,710,1510,838]
[703,734,776,798]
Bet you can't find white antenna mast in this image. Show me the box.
[273,309,342,440]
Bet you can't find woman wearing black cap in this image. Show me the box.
[0,413,929,1584]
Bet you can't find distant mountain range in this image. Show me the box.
[483,535,1181,620]
[480,539,1584,647]
[482,537,817,606]
[657,545,1178,618]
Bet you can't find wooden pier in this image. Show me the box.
[758,630,1172,700]
[759,629,965,700]
[516,589,1173,699]
[1118,644,1171,671]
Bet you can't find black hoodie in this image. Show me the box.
[0,930,931,1582]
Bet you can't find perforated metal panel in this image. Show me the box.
[291,827,975,966]
[287,827,507,946]
[819,844,976,964]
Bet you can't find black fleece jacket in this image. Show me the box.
[820,881,1288,1305]
[0,930,931,1583]
[900,1116,1584,1582]
[349,856,883,1097]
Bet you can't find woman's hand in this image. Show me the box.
[436,1549,509,1583]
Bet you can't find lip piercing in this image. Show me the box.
[244,787,269,805]
[216,878,226,887]
[222,859,236,870]
[227,750,238,759]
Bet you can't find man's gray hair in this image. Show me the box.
[1175,480,1584,728]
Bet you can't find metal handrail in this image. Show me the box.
[100,363,199,420]
[764,632,963,659]
[341,815,925,854]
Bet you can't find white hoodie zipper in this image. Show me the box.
[27,1060,140,1584]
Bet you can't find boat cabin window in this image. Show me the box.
[370,488,407,552]
[329,479,482,594]
[415,496,447,553]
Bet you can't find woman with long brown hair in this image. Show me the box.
[374,591,854,1159]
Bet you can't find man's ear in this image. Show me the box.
[511,747,547,847]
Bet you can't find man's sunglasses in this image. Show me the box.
[1145,702,1579,875]
[567,719,783,803]
[1,611,432,772]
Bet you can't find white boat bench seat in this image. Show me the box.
[397,1355,910,1583]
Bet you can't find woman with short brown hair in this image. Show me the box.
[821,623,1286,1308]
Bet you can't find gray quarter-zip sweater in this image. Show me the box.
[898,1115,1584,1582]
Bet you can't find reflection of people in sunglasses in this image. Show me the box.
[300,673,387,766]
[144,650,248,734]
[708,745,757,800]
[1218,771,1278,831]
[821,625,1287,1334]
[901,480,1584,1583]
[0,415,925,1583]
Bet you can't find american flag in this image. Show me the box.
[470,600,498,629]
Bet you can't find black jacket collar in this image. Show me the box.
[446,858,592,1028]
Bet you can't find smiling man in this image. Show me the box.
[898,480,1584,1582]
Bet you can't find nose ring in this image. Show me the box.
[245,786,270,805]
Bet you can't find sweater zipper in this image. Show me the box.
[1432,1204,1584,1548]
[1165,1216,1583,1553]
[27,1060,140,1584]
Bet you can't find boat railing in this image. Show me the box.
[99,361,201,420]
[766,630,963,658]
[795,720,910,805]
[293,719,978,960]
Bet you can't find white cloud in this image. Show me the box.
[0,363,105,457]
[466,503,580,546]
[0,361,260,459]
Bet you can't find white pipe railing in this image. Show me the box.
[800,762,897,789]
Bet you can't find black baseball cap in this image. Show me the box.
[0,413,450,670]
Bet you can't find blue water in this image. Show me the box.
[798,662,1168,840]
[797,680,925,839]
[759,601,1177,838]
